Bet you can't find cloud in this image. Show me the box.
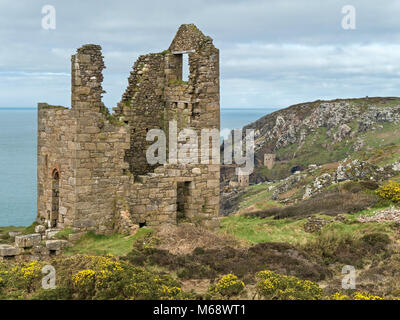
[1,0,400,109]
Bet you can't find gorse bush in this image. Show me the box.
[69,254,190,300]
[352,291,383,300]
[329,291,384,300]
[208,274,245,298]
[330,292,349,300]
[256,270,323,300]
[376,180,400,202]
[0,255,192,300]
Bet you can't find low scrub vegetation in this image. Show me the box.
[246,181,379,219]
[0,255,191,300]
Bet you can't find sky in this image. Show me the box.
[1,0,400,110]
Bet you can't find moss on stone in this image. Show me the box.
[168,79,188,86]
[99,105,126,127]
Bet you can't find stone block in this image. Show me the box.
[192,167,201,175]
[68,232,86,242]
[45,240,70,251]
[45,229,61,240]
[35,225,46,233]
[0,244,23,257]
[15,234,42,248]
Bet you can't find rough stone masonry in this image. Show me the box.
[37,24,220,235]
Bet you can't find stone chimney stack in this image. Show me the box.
[71,44,105,112]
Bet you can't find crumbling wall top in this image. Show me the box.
[168,24,214,52]
[71,44,105,111]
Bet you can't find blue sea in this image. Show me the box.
[0,107,276,226]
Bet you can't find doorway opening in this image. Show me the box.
[51,169,60,228]
[139,221,147,228]
[176,181,191,222]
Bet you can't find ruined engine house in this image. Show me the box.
[37,24,220,234]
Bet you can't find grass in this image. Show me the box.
[363,123,400,149]
[237,184,282,211]
[323,219,395,238]
[65,228,154,256]
[0,225,26,243]
[220,206,397,247]
[220,215,315,245]
[54,228,75,240]
[22,222,39,235]
[0,226,25,234]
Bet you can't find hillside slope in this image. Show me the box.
[242,97,400,182]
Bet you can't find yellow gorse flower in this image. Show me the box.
[376,180,400,202]
[213,274,245,297]
[353,291,383,300]
[73,269,96,287]
[256,269,323,300]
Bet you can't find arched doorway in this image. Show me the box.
[51,169,60,228]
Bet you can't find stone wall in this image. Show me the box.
[37,24,220,234]
[264,153,276,169]
[37,104,77,229]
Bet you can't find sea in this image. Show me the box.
[0,107,277,226]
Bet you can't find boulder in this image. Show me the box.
[304,216,331,233]
[35,225,46,233]
[15,234,41,248]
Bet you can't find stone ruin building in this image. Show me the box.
[263,153,275,170]
[37,24,220,235]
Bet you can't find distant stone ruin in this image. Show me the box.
[37,24,220,235]
[264,153,275,169]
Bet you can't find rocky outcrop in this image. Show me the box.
[303,159,400,199]
[303,216,331,233]
[272,173,305,200]
[358,207,400,223]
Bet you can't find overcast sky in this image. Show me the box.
[1,0,400,109]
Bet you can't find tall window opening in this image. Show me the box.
[182,53,189,82]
